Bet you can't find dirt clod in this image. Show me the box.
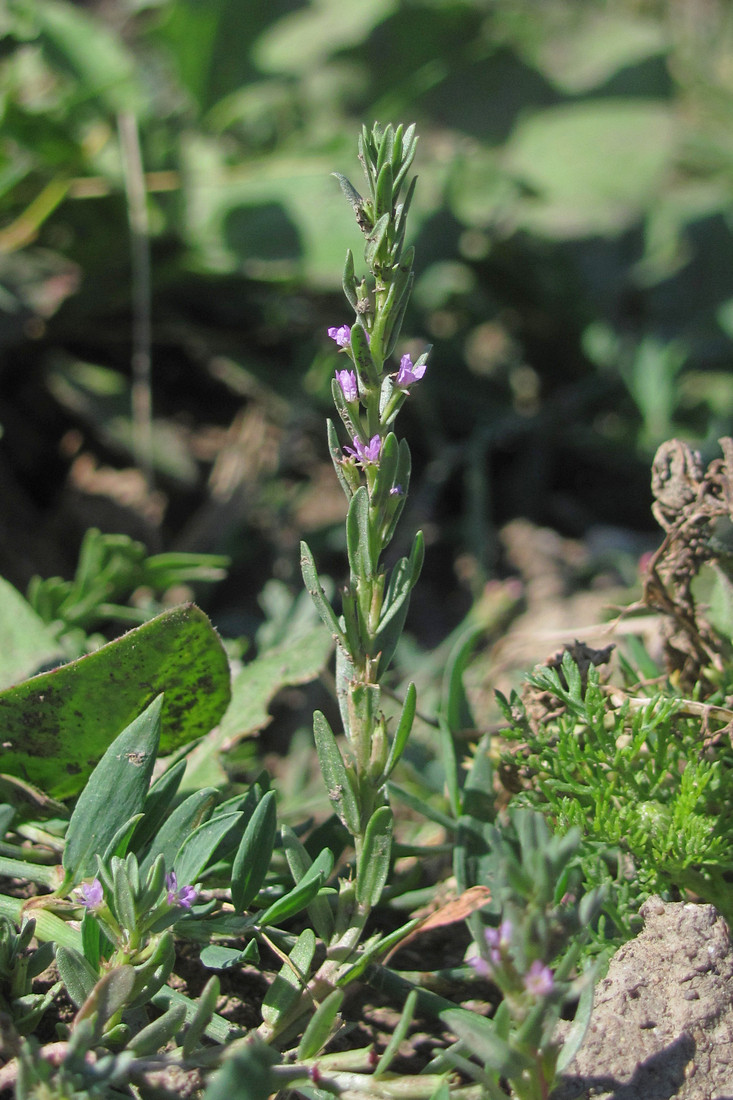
[555,896,733,1100]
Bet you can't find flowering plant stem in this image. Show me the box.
[264,123,428,1040]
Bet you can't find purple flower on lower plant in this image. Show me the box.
[336,368,358,402]
[395,354,426,389]
[78,878,104,910]
[344,434,382,466]
[524,960,554,997]
[328,325,351,348]
[165,871,197,910]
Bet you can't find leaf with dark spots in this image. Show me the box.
[0,604,231,799]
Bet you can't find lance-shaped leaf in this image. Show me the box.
[255,847,333,927]
[356,806,393,906]
[139,787,217,876]
[370,246,414,362]
[130,758,186,855]
[327,418,356,501]
[231,790,277,912]
[384,682,417,780]
[260,927,316,1030]
[393,125,418,196]
[63,695,162,882]
[346,486,374,581]
[300,541,347,648]
[364,212,390,270]
[127,1000,187,1056]
[174,811,244,887]
[331,376,359,442]
[374,531,425,673]
[182,975,221,1058]
[0,604,230,799]
[341,248,358,310]
[297,988,344,1060]
[281,825,334,942]
[312,711,360,836]
[75,966,136,1044]
[350,322,379,388]
[55,945,99,1009]
[375,161,394,221]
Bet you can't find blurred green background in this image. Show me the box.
[3,0,733,641]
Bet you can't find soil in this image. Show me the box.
[554,897,733,1100]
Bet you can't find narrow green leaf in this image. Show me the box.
[131,759,186,854]
[384,682,417,779]
[128,930,176,1011]
[327,418,355,500]
[127,1001,186,1056]
[139,787,217,876]
[442,1007,532,1077]
[281,825,334,942]
[375,988,418,1076]
[55,945,99,1009]
[174,812,244,887]
[0,604,231,799]
[356,806,393,906]
[231,790,277,912]
[300,542,347,646]
[201,1041,278,1100]
[200,942,259,971]
[342,248,358,310]
[439,718,461,821]
[350,322,379,387]
[103,814,143,864]
[257,848,333,927]
[260,928,316,1028]
[375,161,394,221]
[112,861,137,936]
[182,975,221,1058]
[63,696,163,882]
[297,988,344,1060]
[75,966,136,1043]
[346,487,373,579]
[312,711,360,836]
[364,212,390,268]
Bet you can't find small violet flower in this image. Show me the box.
[78,878,104,910]
[336,368,358,403]
[328,325,351,348]
[165,871,197,910]
[344,434,382,466]
[395,354,426,389]
[524,960,554,997]
[389,484,404,496]
[468,919,513,977]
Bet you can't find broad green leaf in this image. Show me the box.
[183,623,333,790]
[346,487,373,579]
[231,790,277,912]
[0,577,63,690]
[200,942,259,971]
[63,696,162,882]
[505,100,676,238]
[0,604,231,799]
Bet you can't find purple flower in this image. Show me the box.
[395,354,427,389]
[328,325,351,348]
[389,484,404,496]
[78,878,104,910]
[484,919,513,964]
[166,871,197,910]
[336,368,358,402]
[344,434,382,466]
[524,960,554,997]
